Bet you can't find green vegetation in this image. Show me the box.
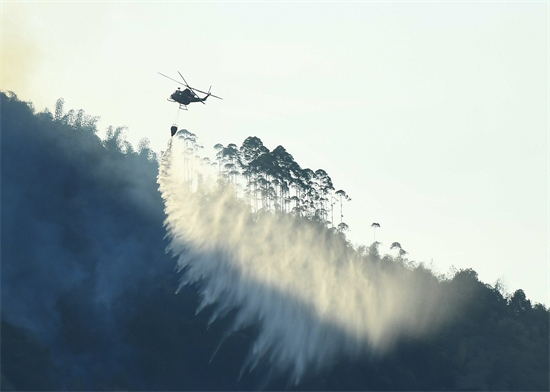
[1,92,547,390]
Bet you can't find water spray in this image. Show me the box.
[158,136,453,383]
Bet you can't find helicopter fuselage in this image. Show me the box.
[170,89,207,106]
[159,72,220,111]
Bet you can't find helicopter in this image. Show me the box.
[158,71,222,110]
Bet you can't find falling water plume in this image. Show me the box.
[158,136,451,383]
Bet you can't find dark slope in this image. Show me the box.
[1,92,548,391]
[0,92,266,390]
[1,92,175,389]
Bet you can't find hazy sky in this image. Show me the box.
[2,1,548,305]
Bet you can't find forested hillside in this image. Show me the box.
[180,130,351,231]
[1,92,548,391]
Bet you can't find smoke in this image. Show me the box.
[1,93,173,389]
[159,136,453,383]
[1,4,42,99]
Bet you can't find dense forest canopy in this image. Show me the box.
[1,92,548,391]
[173,129,352,233]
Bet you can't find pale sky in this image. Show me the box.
[2,1,548,306]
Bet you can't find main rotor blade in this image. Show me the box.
[177,71,205,99]
[188,87,223,100]
[177,71,190,88]
[181,85,223,100]
[174,71,223,99]
[158,72,186,86]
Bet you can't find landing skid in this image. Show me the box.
[167,98,188,110]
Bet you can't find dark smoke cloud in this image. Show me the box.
[1,92,173,389]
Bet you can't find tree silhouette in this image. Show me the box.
[390,241,407,259]
[54,98,64,121]
[249,152,277,210]
[335,189,351,225]
[271,145,298,212]
[240,137,269,211]
[371,222,380,242]
[213,143,241,184]
[313,169,334,223]
[178,129,198,181]
[223,143,241,184]
[509,289,532,315]
[298,168,316,218]
[212,136,347,224]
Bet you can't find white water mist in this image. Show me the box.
[158,137,452,383]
